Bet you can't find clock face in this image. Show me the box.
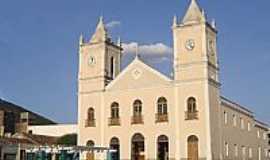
[88,56,96,66]
[185,39,195,51]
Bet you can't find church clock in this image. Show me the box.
[88,56,96,66]
[185,39,195,51]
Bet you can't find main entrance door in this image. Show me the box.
[110,137,120,160]
[131,133,145,160]
[157,135,169,160]
[187,135,199,160]
[86,140,95,160]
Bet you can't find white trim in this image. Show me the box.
[106,58,172,90]
[204,66,212,160]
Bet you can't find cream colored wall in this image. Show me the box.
[104,85,175,159]
[28,124,77,137]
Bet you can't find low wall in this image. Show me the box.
[28,124,77,137]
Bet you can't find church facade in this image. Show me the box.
[77,0,269,160]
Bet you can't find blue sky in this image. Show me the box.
[0,0,269,124]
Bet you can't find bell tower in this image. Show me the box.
[78,17,122,93]
[172,0,222,159]
[77,17,122,147]
[172,0,219,83]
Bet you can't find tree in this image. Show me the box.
[57,133,77,146]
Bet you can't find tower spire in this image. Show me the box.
[90,16,108,43]
[117,37,122,47]
[79,33,84,45]
[181,0,206,24]
[135,43,140,59]
[173,15,178,27]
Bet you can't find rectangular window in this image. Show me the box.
[242,146,246,157]
[240,117,244,129]
[258,147,261,160]
[225,142,229,157]
[247,122,251,131]
[249,148,252,158]
[224,112,228,124]
[234,144,238,157]
[263,132,267,140]
[233,114,237,127]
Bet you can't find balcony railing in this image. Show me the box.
[131,115,144,124]
[155,113,168,123]
[108,117,121,126]
[185,111,198,120]
[85,119,96,127]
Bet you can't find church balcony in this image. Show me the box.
[131,115,144,125]
[155,113,168,123]
[185,111,199,120]
[85,119,96,127]
[108,117,121,126]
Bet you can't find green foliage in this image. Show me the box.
[57,133,77,146]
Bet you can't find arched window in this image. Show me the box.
[156,97,168,123]
[86,108,95,127]
[109,102,120,126]
[186,97,198,120]
[88,108,95,121]
[110,57,114,78]
[133,100,142,116]
[86,140,95,147]
[157,97,167,115]
[187,135,199,160]
[132,100,143,124]
[187,97,197,113]
[111,102,119,118]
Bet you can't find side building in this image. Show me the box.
[0,98,55,136]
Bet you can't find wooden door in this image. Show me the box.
[187,136,198,160]
[86,152,94,160]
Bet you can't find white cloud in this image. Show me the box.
[122,42,173,56]
[106,21,121,29]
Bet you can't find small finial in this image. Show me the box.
[79,34,84,45]
[173,15,178,27]
[135,43,139,59]
[99,16,103,23]
[117,37,122,47]
[211,19,216,29]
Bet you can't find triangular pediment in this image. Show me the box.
[106,58,172,91]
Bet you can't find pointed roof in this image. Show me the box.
[181,0,206,24]
[90,16,108,43]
